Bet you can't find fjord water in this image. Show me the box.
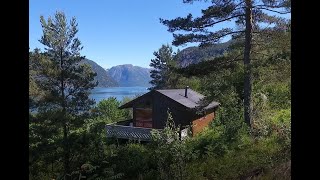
[89,86,149,104]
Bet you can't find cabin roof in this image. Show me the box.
[119,88,219,110]
[119,91,153,109]
[157,89,204,109]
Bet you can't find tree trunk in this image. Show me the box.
[244,0,253,127]
[63,122,70,178]
[60,49,71,178]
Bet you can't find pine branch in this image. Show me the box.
[214,53,243,66]
[162,1,246,33]
[254,4,290,9]
[256,7,290,14]
[206,30,244,42]
[234,1,245,8]
[251,50,272,58]
[197,14,245,29]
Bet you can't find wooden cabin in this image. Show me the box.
[106,87,219,141]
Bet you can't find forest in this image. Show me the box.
[29,0,291,179]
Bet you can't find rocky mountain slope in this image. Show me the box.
[80,59,118,87]
[107,64,151,87]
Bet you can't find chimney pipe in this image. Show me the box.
[185,86,189,98]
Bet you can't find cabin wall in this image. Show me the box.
[152,92,168,129]
[135,108,152,128]
[192,111,215,135]
[152,92,194,129]
[132,94,153,128]
[131,90,217,132]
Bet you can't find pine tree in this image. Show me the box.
[33,11,97,177]
[149,44,175,90]
[160,0,290,127]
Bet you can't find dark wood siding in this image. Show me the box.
[130,90,217,133]
[132,93,153,127]
[135,108,152,128]
[152,91,194,129]
[152,92,168,129]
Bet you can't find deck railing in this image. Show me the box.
[106,123,160,141]
[106,120,189,141]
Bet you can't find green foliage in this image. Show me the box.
[29,112,63,179]
[81,97,133,161]
[271,109,290,124]
[92,97,130,123]
[111,143,150,179]
[66,161,124,180]
[264,83,291,110]
[154,17,290,178]
[161,0,290,126]
[183,115,289,179]
[120,96,133,119]
[185,137,287,179]
[150,111,193,180]
[149,44,210,91]
[149,44,176,90]
[30,11,97,178]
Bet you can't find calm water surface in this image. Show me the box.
[89,86,149,104]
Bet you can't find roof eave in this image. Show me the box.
[204,102,220,110]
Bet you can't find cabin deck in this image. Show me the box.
[105,119,189,141]
[105,119,161,141]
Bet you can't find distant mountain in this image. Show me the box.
[80,59,118,87]
[107,64,151,87]
[175,41,232,67]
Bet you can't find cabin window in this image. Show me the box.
[135,108,153,128]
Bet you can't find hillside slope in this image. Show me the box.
[80,59,118,87]
[107,64,151,87]
[175,41,232,67]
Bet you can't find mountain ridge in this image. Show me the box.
[82,41,231,88]
[107,64,151,87]
[175,41,232,67]
[80,58,118,87]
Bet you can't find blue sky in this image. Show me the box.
[29,0,215,69]
[29,1,289,69]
